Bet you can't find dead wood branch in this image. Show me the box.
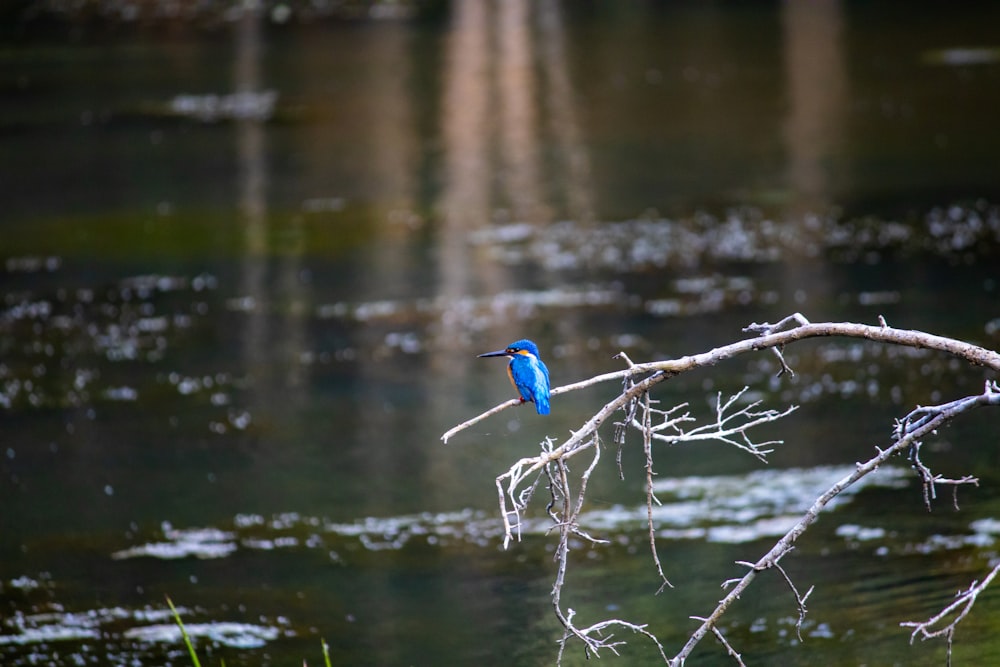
[442,314,1000,664]
[901,560,1000,666]
[442,314,1000,443]
[670,380,1000,665]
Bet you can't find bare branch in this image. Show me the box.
[632,387,796,463]
[614,365,641,478]
[743,314,808,376]
[443,315,1000,443]
[444,315,1000,665]
[774,560,814,642]
[704,622,747,667]
[901,560,1000,665]
[908,438,980,512]
[896,386,997,511]
[743,312,812,334]
[443,397,523,443]
[670,381,1000,665]
[641,390,673,592]
[544,434,669,663]
[557,609,670,663]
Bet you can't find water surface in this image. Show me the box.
[3,2,1000,665]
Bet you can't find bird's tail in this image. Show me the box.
[534,396,550,415]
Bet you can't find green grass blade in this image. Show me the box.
[166,596,202,667]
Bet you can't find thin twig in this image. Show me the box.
[642,390,673,592]
[773,559,813,642]
[444,315,1000,442]
[444,316,1000,665]
[901,560,1000,666]
[670,381,1000,665]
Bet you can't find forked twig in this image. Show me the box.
[670,381,1000,665]
[900,560,1000,666]
[641,390,673,592]
[442,315,1000,665]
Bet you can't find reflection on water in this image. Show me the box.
[6,462,1000,662]
[3,2,1000,665]
[1,602,287,651]
[103,465,910,560]
[782,0,846,213]
[470,202,1000,271]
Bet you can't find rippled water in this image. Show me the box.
[3,2,1000,665]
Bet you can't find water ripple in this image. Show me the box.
[110,465,913,563]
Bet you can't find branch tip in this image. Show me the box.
[438,315,1000,665]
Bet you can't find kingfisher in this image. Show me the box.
[478,339,551,415]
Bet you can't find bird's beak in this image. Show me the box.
[478,349,509,358]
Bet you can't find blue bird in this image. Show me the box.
[478,339,551,415]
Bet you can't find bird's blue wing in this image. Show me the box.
[517,357,550,415]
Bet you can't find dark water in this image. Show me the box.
[3,1,1000,665]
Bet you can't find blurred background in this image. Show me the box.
[2,1,1000,665]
